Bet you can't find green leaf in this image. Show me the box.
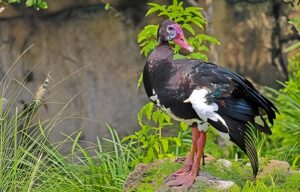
[158,112,172,127]
[197,34,220,45]
[9,0,21,3]
[154,142,160,153]
[39,1,48,9]
[284,41,300,53]
[104,3,110,11]
[190,18,205,30]
[142,140,149,148]
[146,148,154,161]
[185,7,203,17]
[289,18,300,30]
[26,0,34,7]
[173,137,182,147]
[158,11,169,17]
[173,53,186,60]
[145,7,161,17]
[136,73,143,90]
[188,52,208,61]
[197,45,209,52]
[121,135,137,142]
[161,138,169,153]
[193,17,206,26]
[137,102,153,126]
[182,24,195,35]
[180,122,189,131]
[144,102,154,121]
[147,2,161,8]
[172,0,178,7]
[152,110,162,124]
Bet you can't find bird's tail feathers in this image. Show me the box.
[209,115,259,176]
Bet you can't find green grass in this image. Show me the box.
[0,101,136,191]
[0,65,138,191]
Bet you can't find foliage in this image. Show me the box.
[0,82,137,191]
[122,102,182,163]
[263,53,300,168]
[138,0,219,60]
[0,0,47,10]
[129,159,300,192]
[258,18,300,168]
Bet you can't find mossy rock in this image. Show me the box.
[124,157,300,192]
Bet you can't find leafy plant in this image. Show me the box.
[263,53,300,168]
[259,16,300,168]
[122,102,181,163]
[1,0,48,10]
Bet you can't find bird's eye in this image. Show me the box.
[167,26,174,32]
[167,26,176,39]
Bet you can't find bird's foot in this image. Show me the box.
[164,171,198,188]
[164,156,193,182]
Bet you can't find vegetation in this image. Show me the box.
[128,159,300,192]
[0,0,48,10]
[262,52,300,168]
[0,79,135,191]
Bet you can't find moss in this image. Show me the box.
[130,159,300,192]
[130,159,181,192]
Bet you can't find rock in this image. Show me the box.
[217,159,232,168]
[258,160,290,178]
[192,172,235,191]
[0,9,146,153]
[157,172,235,192]
[124,163,150,192]
[204,153,216,163]
[208,0,293,85]
[125,158,236,192]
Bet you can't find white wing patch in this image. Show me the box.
[150,89,161,107]
[184,89,228,128]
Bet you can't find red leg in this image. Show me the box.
[164,124,199,182]
[165,131,207,188]
[191,131,206,175]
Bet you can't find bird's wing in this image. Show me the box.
[176,60,278,176]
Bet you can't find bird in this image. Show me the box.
[142,20,278,188]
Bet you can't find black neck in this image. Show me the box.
[147,42,174,63]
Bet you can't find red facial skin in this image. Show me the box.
[171,23,194,52]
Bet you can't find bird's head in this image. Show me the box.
[157,20,194,52]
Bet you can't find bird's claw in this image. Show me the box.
[164,171,197,188]
[164,157,193,183]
